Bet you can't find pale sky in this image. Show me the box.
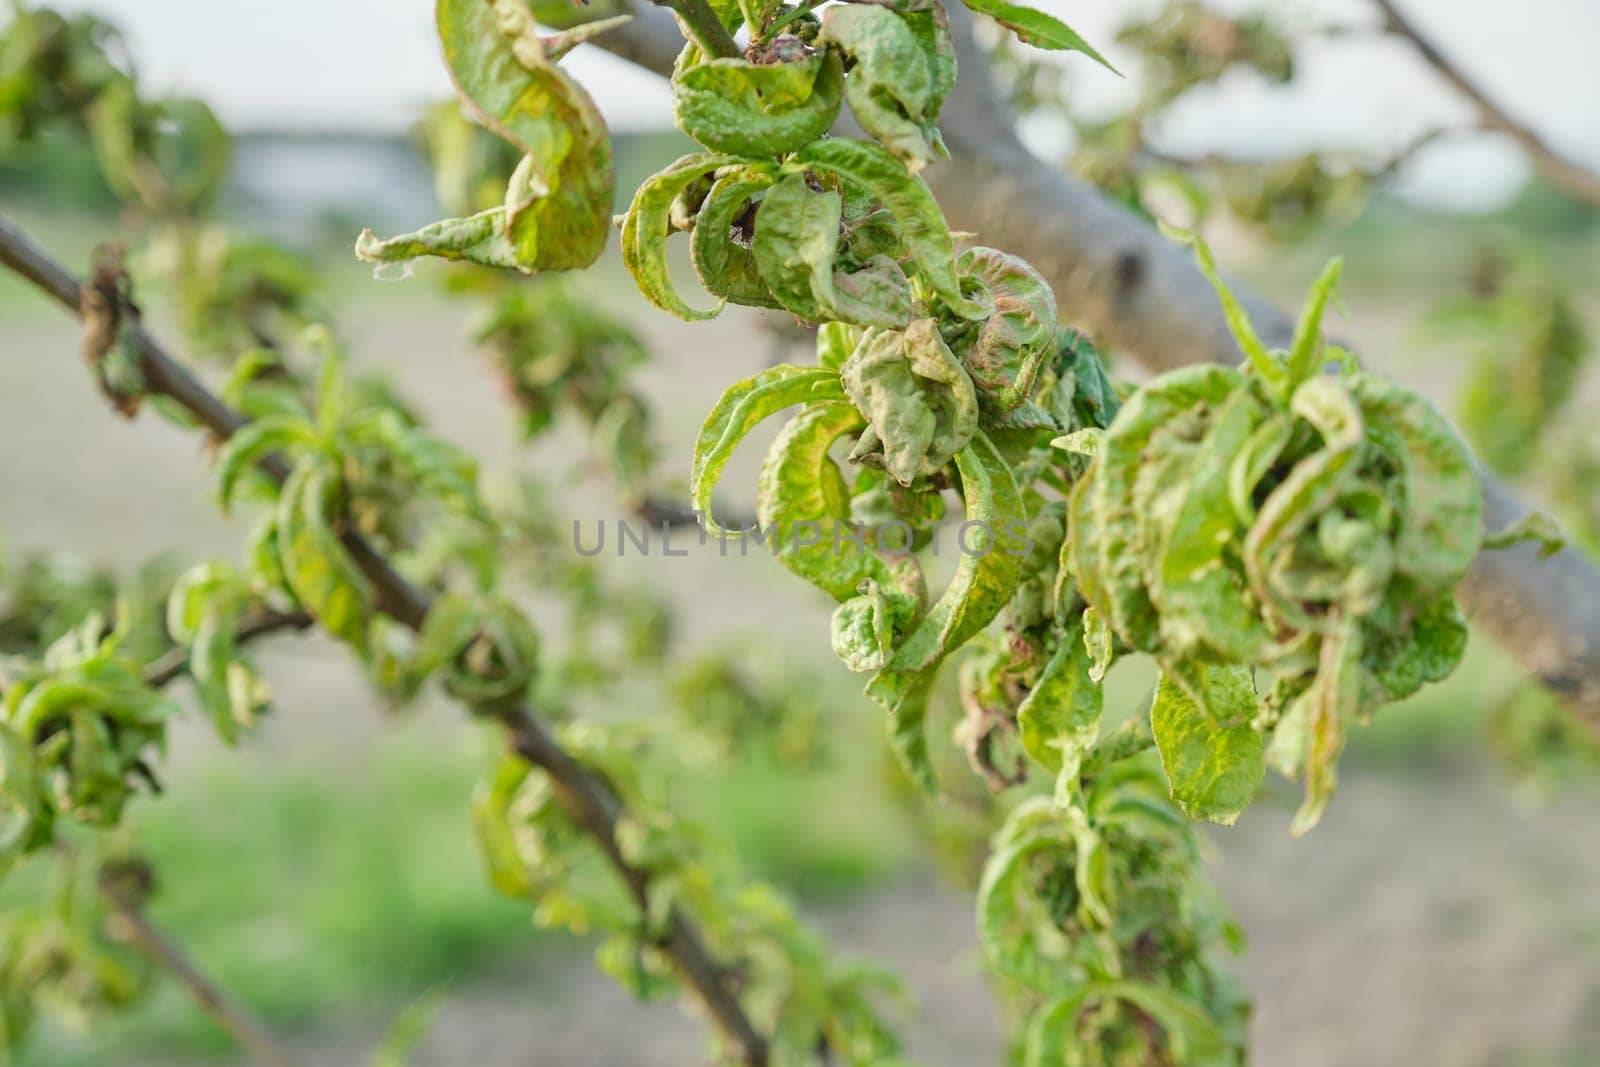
[47,0,1600,209]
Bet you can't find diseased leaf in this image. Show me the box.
[1288,623,1361,836]
[214,414,317,512]
[795,138,985,319]
[757,401,923,603]
[673,46,843,157]
[751,172,915,328]
[832,579,914,673]
[1360,587,1468,703]
[691,169,780,309]
[1086,365,1239,652]
[356,207,523,271]
[275,460,374,650]
[1016,624,1102,789]
[622,152,743,320]
[1482,510,1565,557]
[865,435,1024,788]
[1150,667,1264,826]
[691,365,847,536]
[1243,376,1365,633]
[841,319,979,486]
[951,246,1058,411]
[1155,386,1276,662]
[1350,374,1484,586]
[821,4,951,172]
[358,0,616,271]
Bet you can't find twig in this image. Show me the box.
[102,889,297,1067]
[142,608,314,688]
[0,214,772,1067]
[1372,0,1600,208]
[651,0,740,59]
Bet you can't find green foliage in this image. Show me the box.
[1069,236,1481,832]
[0,0,1511,1062]
[960,0,1118,72]
[0,4,227,216]
[0,847,150,1053]
[1116,0,1291,104]
[356,0,618,273]
[1435,253,1592,477]
[474,724,905,1066]
[977,763,1248,1065]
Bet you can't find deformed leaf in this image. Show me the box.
[275,460,374,650]
[622,152,744,320]
[359,0,617,271]
[1350,374,1484,587]
[691,364,847,535]
[821,4,952,172]
[214,414,318,512]
[1483,510,1565,558]
[951,246,1058,410]
[841,319,979,486]
[757,401,922,603]
[673,46,843,157]
[1016,624,1102,789]
[751,172,915,328]
[795,138,985,319]
[1150,666,1264,826]
[866,435,1025,788]
[691,169,781,309]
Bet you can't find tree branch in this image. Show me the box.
[101,885,297,1067]
[142,608,313,688]
[1371,0,1600,208]
[589,2,1600,738]
[0,215,771,1067]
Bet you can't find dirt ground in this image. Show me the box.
[4,282,1600,1066]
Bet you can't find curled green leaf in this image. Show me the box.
[821,4,953,172]
[841,319,979,486]
[1016,623,1102,791]
[690,169,780,309]
[275,460,374,651]
[622,152,744,320]
[752,172,915,328]
[757,401,924,603]
[673,45,843,157]
[795,138,985,319]
[865,435,1025,788]
[951,246,1058,410]
[691,365,847,536]
[358,0,616,272]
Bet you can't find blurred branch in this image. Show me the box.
[0,215,774,1067]
[589,1,1600,740]
[100,878,297,1067]
[142,608,313,687]
[1372,0,1600,208]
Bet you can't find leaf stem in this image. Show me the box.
[653,0,741,60]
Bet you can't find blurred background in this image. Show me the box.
[2,0,1599,1064]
